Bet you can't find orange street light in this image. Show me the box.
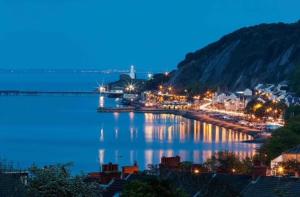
[278,166,284,175]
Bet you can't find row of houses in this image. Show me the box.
[212,89,253,112]
[210,82,300,113]
[95,149,300,196]
[255,83,300,106]
[3,147,300,196]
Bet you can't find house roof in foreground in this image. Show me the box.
[285,144,300,154]
[241,176,300,197]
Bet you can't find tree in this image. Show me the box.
[285,106,300,123]
[27,163,102,197]
[144,73,171,91]
[203,151,254,175]
[259,107,300,163]
[290,64,300,96]
[246,98,287,120]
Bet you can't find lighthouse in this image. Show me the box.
[129,65,136,79]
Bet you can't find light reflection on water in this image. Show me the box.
[0,95,258,173]
[98,113,257,169]
[142,113,252,143]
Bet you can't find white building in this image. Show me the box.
[243,88,253,96]
[213,93,245,112]
[270,145,300,177]
[129,65,136,79]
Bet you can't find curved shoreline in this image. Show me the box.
[97,107,262,140]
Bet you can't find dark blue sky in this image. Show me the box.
[1,0,300,71]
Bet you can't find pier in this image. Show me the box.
[0,90,99,96]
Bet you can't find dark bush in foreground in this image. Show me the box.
[27,163,102,197]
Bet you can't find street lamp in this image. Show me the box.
[278,166,284,175]
[126,84,135,92]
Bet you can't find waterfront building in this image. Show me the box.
[270,145,300,177]
[212,92,245,112]
[122,162,139,179]
[159,156,181,170]
[86,162,121,184]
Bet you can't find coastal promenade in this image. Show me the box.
[97,107,261,138]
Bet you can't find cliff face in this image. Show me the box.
[170,21,300,92]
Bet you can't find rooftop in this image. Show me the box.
[285,144,300,154]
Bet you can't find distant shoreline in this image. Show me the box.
[0,90,99,96]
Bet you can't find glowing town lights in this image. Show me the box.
[159,85,163,90]
[126,83,135,92]
[147,73,153,79]
[253,103,263,111]
[99,86,106,93]
[99,96,104,108]
[168,86,173,91]
[232,168,236,173]
[278,166,284,174]
[113,112,119,120]
[194,169,200,174]
[129,112,134,120]
[164,72,169,76]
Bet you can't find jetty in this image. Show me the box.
[0,90,99,96]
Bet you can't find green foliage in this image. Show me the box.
[122,177,187,197]
[204,151,254,175]
[27,163,101,197]
[173,22,300,92]
[246,98,287,119]
[260,107,300,163]
[179,161,193,171]
[285,105,300,121]
[290,64,300,96]
[260,128,300,162]
[144,73,170,91]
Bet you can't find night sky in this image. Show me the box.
[1,0,300,71]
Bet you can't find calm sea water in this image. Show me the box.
[0,71,258,173]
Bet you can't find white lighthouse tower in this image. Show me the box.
[129,65,136,79]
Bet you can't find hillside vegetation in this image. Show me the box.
[169,21,300,94]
